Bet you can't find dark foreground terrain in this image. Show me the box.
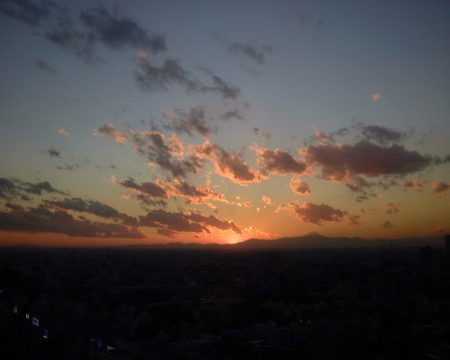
[0,245,449,359]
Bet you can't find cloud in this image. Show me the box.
[431,181,450,193]
[0,0,51,26]
[357,124,408,145]
[382,220,394,229]
[0,204,143,238]
[117,177,167,199]
[289,177,310,195]
[262,195,272,206]
[0,178,17,199]
[94,123,128,143]
[211,33,272,65]
[58,127,69,138]
[95,124,203,178]
[0,178,63,200]
[46,197,137,225]
[163,105,214,137]
[384,202,399,214]
[135,56,203,92]
[47,147,60,157]
[35,59,56,74]
[303,141,435,180]
[404,179,424,192]
[79,6,165,53]
[278,202,350,225]
[139,209,241,236]
[371,92,381,102]
[221,108,246,121]
[253,127,271,141]
[254,146,307,175]
[194,140,260,184]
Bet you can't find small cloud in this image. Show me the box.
[262,195,272,206]
[382,220,394,229]
[371,92,381,102]
[384,202,399,214]
[431,181,450,193]
[35,59,56,74]
[47,147,60,158]
[58,128,69,138]
[289,177,310,196]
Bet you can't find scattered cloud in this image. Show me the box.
[404,179,424,192]
[384,202,399,214]
[139,209,240,236]
[0,204,143,238]
[136,56,241,101]
[254,146,307,175]
[371,92,381,102]
[47,147,60,158]
[194,140,260,184]
[289,177,310,196]
[303,141,435,181]
[35,59,56,74]
[0,0,52,26]
[382,220,394,229]
[357,124,408,145]
[262,195,272,206]
[278,202,351,225]
[58,127,70,138]
[431,181,450,193]
[253,127,271,141]
[163,105,214,137]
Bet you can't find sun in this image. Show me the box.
[226,233,241,244]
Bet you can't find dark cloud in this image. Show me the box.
[95,124,202,178]
[5,2,165,63]
[221,108,246,121]
[80,6,165,53]
[117,177,167,199]
[357,124,408,145]
[135,56,204,92]
[279,202,350,225]
[255,147,306,175]
[139,209,240,236]
[23,180,63,195]
[304,141,435,180]
[136,56,241,101]
[35,59,56,74]
[0,178,17,199]
[0,178,62,200]
[431,181,450,193]
[0,204,143,238]
[194,140,260,184]
[46,197,137,225]
[44,21,97,63]
[211,33,272,65]
[47,147,60,157]
[164,106,214,137]
[0,0,51,26]
[227,41,271,64]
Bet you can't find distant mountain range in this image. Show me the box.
[126,233,445,250]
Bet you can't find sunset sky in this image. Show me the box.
[0,0,449,246]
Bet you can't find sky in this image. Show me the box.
[0,0,449,247]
